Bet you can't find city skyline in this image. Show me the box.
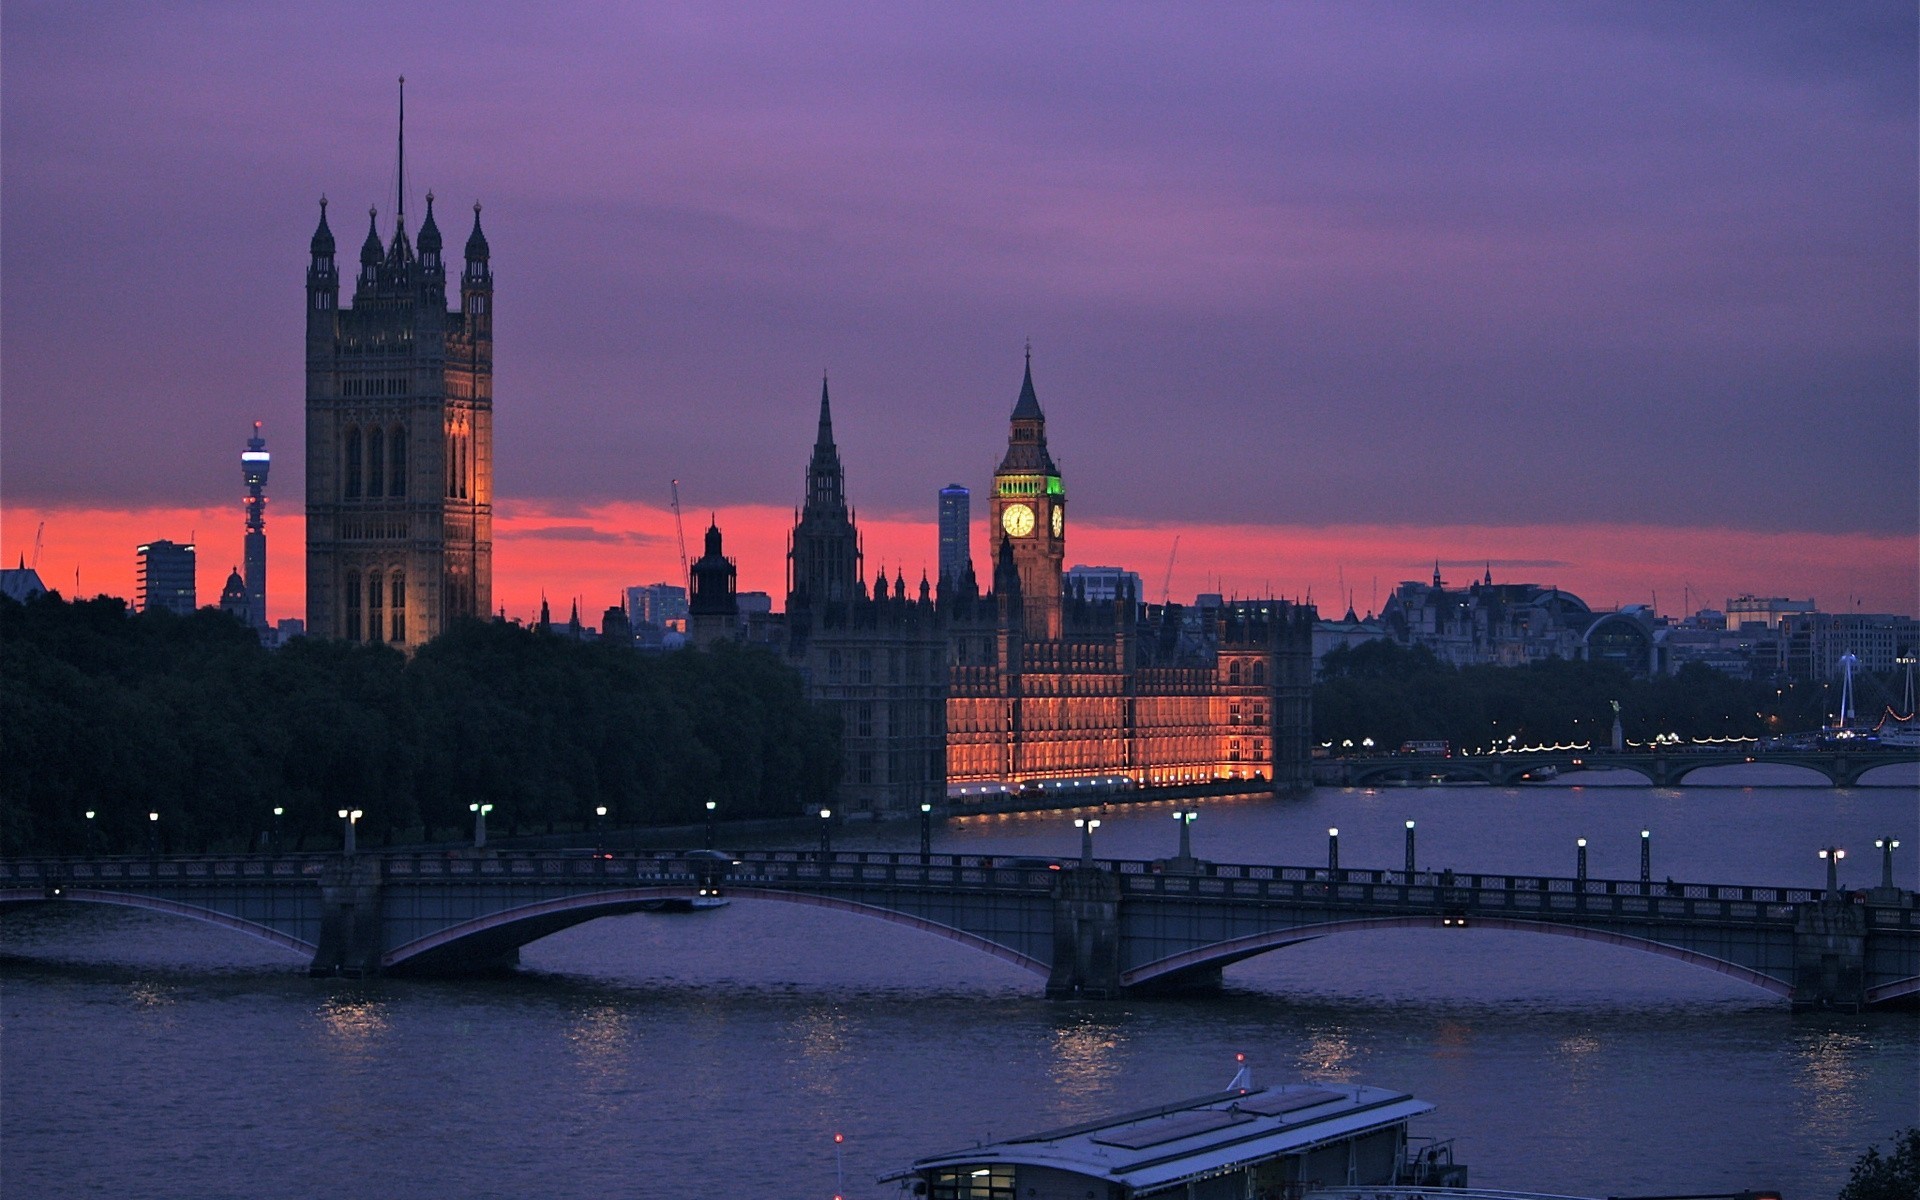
[3,4,1916,621]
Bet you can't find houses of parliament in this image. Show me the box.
[305,120,1311,814]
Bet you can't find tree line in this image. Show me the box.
[1314,639,1865,752]
[0,594,839,856]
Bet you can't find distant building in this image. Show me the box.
[1782,611,1920,682]
[1,561,47,604]
[1726,594,1816,633]
[305,89,493,649]
[1379,566,1592,667]
[1313,606,1388,672]
[938,484,970,586]
[1065,565,1143,604]
[687,520,739,648]
[137,540,196,615]
[241,422,271,632]
[218,568,249,622]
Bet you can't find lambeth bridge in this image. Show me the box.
[1318,747,1920,788]
[3,849,1915,1011]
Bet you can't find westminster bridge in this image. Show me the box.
[4,848,1916,1011]
[1317,747,1920,788]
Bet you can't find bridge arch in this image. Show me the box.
[1867,976,1920,1005]
[1120,914,1793,998]
[382,885,1051,977]
[15,889,316,956]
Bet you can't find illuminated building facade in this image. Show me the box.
[305,88,492,649]
[944,356,1315,795]
[137,539,196,615]
[241,422,271,632]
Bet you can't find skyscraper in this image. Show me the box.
[241,422,270,632]
[137,540,196,615]
[938,484,970,588]
[305,80,492,649]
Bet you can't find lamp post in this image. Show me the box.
[818,808,833,857]
[594,805,607,849]
[1640,829,1651,884]
[1874,838,1900,890]
[337,808,362,857]
[1576,837,1588,883]
[84,810,97,855]
[470,802,493,849]
[705,800,717,850]
[1075,817,1101,866]
[920,803,933,863]
[1818,846,1844,895]
[148,811,160,856]
[1327,827,1339,875]
[271,806,284,853]
[1175,810,1196,862]
[1404,820,1416,877]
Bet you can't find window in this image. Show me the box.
[368,573,384,643]
[858,649,872,684]
[1252,661,1267,686]
[930,1165,1015,1200]
[344,427,362,498]
[390,573,406,642]
[857,753,873,785]
[390,427,407,497]
[858,702,873,738]
[343,571,361,641]
[1229,660,1244,685]
[888,649,901,683]
[367,428,384,498]
[827,650,842,683]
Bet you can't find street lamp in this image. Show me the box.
[819,808,834,857]
[84,810,97,855]
[1875,838,1901,890]
[1575,837,1588,883]
[1327,827,1339,874]
[594,805,607,848]
[1640,829,1651,884]
[1404,819,1416,876]
[271,806,284,853]
[148,811,160,856]
[705,800,717,850]
[1818,846,1845,895]
[1174,810,1197,862]
[1075,817,1101,866]
[337,808,362,857]
[920,802,933,863]
[470,802,494,849]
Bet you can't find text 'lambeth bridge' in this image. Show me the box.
[2,848,1914,1011]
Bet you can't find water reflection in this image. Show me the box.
[1298,1025,1357,1081]
[1793,1026,1868,1145]
[1554,1031,1602,1096]
[317,996,390,1060]
[1047,1013,1123,1103]
[564,1003,634,1088]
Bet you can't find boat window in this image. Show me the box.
[929,1165,1014,1200]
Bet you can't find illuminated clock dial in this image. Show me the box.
[1002,503,1036,537]
[1050,506,1063,538]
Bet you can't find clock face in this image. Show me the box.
[1002,503,1036,537]
[1051,506,1063,538]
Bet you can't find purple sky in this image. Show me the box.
[4,4,1915,604]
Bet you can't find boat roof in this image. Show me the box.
[882,1082,1434,1192]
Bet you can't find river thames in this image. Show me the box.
[4,771,1916,1200]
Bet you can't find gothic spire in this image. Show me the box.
[465,202,490,261]
[310,196,335,256]
[1011,341,1043,421]
[395,76,407,235]
[816,372,835,449]
[418,191,442,254]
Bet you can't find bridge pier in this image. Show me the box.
[1790,898,1867,1012]
[1047,867,1122,999]
[310,858,385,977]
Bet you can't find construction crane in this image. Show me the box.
[1161,535,1180,605]
[670,480,690,585]
[31,522,44,571]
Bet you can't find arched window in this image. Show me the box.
[389,427,407,497]
[390,573,406,643]
[368,573,385,643]
[1229,660,1244,686]
[343,570,361,641]
[367,427,385,498]
[1251,661,1266,686]
[344,427,362,498]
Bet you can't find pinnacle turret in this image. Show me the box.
[418,192,442,254]
[360,208,383,264]
[465,203,490,261]
[310,197,335,256]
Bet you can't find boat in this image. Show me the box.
[882,1059,1467,1198]
[637,849,736,912]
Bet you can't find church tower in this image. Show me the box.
[990,349,1065,639]
[305,79,492,649]
[786,376,861,609]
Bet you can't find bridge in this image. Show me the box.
[1,850,1914,1011]
[1319,747,1920,788]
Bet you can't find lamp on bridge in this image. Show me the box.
[920,802,933,863]
[1640,829,1651,884]
[470,802,494,850]
[1327,827,1339,874]
[594,805,608,848]
[1076,817,1101,866]
[1576,837,1588,883]
[271,806,284,853]
[1404,820,1416,877]
[819,808,833,857]
[148,810,159,856]
[1875,838,1901,891]
[1818,846,1845,895]
[337,808,362,857]
[705,800,717,850]
[84,810,97,855]
[1174,810,1197,863]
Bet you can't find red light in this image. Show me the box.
[833,1133,844,1144]
[1236,1052,1245,1062]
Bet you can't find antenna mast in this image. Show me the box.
[396,76,406,228]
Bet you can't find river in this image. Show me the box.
[4,770,1916,1200]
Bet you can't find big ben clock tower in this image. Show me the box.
[991,348,1065,639]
